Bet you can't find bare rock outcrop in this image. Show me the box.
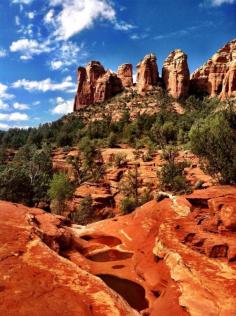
[136,54,159,93]
[162,49,190,99]
[94,71,123,103]
[74,61,105,110]
[117,63,133,87]
[191,39,236,98]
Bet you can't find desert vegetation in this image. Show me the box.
[0,91,235,220]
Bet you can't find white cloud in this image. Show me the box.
[10,38,53,60]
[44,9,55,24]
[12,0,34,4]
[0,83,14,100]
[0,112,29,121]
[0,123,11,130]
[114,21,135,31]
[50,41,86,71]
[27,11,35,19]
[50,60,63,70]
[15,16,20,26]
[45,0,133,40]
[13,102,30,110]
[52,97,74,115]
[0,100,9,110]
[12,76,75,93]
[0,49,7,58]
[202,0,235,6]
[0,123,29,130]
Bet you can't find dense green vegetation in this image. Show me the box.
[0,91,235,216]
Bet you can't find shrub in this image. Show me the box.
[70,195,93,224]
[120,197,136,215]
[159,147,190,194]
[114,153,127,167]
[48,172,73,215]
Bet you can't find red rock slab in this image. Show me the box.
[0,201,138,316]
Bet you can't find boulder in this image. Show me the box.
[136,54,159,93]
[220,204,236,231]
[162,49,190,99]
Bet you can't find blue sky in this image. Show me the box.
[0,0,235,130]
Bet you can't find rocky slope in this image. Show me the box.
[74,39,236,109]
[52,147,213,216]
[1,186,236,315]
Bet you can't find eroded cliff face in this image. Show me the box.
[1,186,236,315]
[136,54,159,94]
[191,39,236,98]
[162,49,190,99]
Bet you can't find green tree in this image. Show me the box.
[48,172,74,215]
[189,112,236,184]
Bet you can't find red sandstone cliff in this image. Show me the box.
[191,39,236,98]
[162,49,190,99]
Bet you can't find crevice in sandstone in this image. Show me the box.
[96,274,149,312]
[80,234,122,247]
[86,249,133,262]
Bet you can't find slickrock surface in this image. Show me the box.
[1,186,236,315]
[162,49,190,99]
[136,54,159,94]
[0,201,138,316]
[117,64,133,87]
[191,39,236,98]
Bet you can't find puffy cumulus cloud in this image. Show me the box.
[51,97,74,115]
[12,76,75,93]
[10,39,53,60]
[13,102,30,110]
[44,0,134,40]
[202,0,235,6]
[0,83,14,100]
[0,112,29,121]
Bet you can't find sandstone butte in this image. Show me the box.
[74,39,236,110]
[1,185,236,315]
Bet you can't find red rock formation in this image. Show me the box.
[162,49,190,99]
[0,201,138,316]
[74,61,105,110]
[136,54,159,93]
[191,39,236,98]
[117,64,133,87]
[220,60,236,99]
[1,186,236,315]
[94,71,123,103]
